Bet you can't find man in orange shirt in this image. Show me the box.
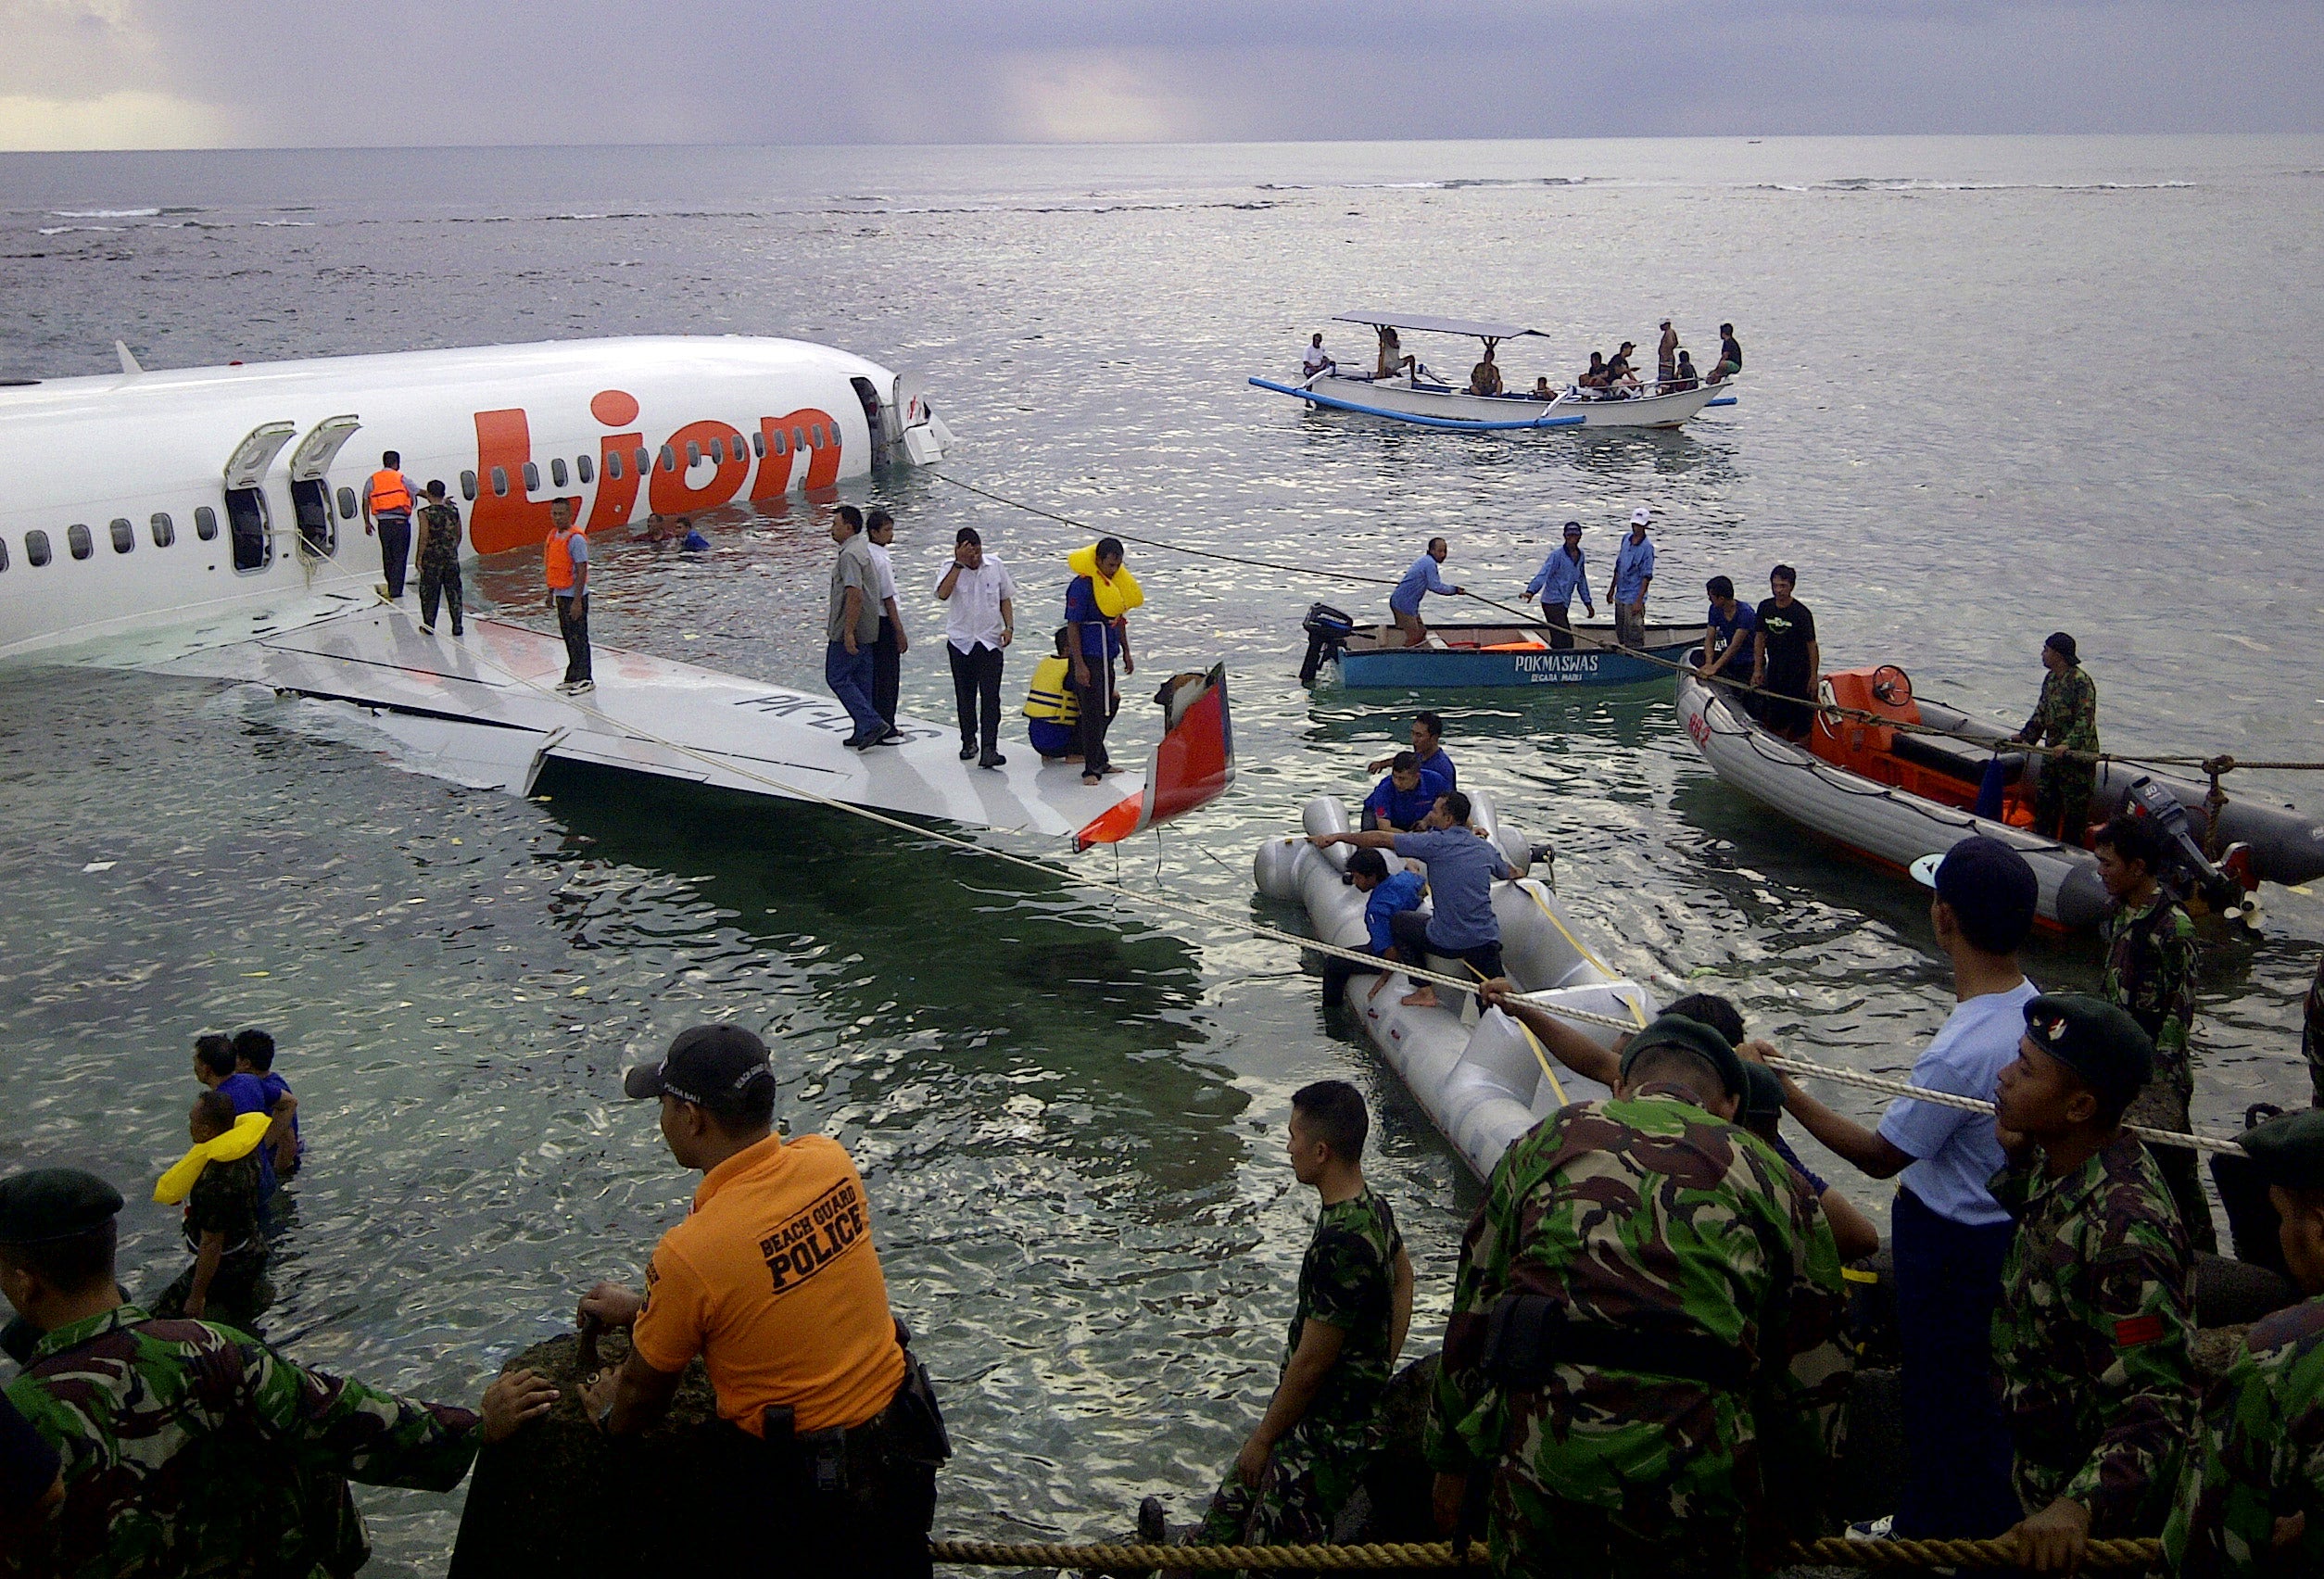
[577,1025,948,1575]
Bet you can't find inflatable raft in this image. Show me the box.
[1254,792,1648,1181]
[1678,666,2324,929]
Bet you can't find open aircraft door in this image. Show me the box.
[284,414,360,558]
[893,371,949,464]
[221,421,297,574]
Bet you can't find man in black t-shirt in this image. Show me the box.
[1750,563,1820,742]
[1711,322,1744,383]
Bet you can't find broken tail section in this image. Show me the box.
[1073,663,1235,852]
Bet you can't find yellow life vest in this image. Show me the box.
[154,1112,272,1205]
[1024,656,1080,725]
[1067,544,1144,618]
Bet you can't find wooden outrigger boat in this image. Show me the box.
[1250,310,1737,433]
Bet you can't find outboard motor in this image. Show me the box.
[2122,775,2252,919]
[1298,602,1358,686]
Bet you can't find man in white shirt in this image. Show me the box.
[933,526,1017,767]
[1747,835,2040,1543]
[1301,334,1333,382]
[865,509,909,743]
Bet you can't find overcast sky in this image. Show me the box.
[3,0,2319,150]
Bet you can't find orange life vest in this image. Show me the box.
[544,525,582,590]
[369,470,412,514]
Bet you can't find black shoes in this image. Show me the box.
[978,751,1005,770]
[959,743,978,760]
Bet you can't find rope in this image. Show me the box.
[930,473,2324,781]
[926,1534,2166,1570]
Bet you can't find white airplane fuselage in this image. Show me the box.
[0,335,946,658]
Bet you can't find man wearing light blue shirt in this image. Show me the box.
[1606,507,1656,649]
[1388,537,1462,648]
[1522,521,1596,650]
[1748,835,2040,1543]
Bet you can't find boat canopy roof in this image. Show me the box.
[1332,310,1547,341]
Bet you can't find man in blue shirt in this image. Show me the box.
[191,1035,282,1202]
[1065,537,1135,787]
[1359,752,1448,832]
[1748,835,2040,1543]
[1366,712,1455,791]
[1697,575,1758,688]
[1322,848,1427,1001]
[1605,507,1656,649]
[1309,790,1526,1010]
[1522,521,1595,650]
[1388,537,1462,648]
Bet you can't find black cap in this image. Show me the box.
[2242,1108,2324,1191]
[624,1025,776,1117]
[0,1168,123,1245]
[1914,835,2039,954]
[2022,992,2153,1107]
[1741,1062,1785,1121]
[1620,1013,1749,1101]
[2044,631,2078,663]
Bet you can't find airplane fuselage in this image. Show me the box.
[0,335,941,658]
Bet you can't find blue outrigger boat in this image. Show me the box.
[1324,618,1707,689]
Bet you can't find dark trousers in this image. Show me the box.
[419,566,463,633]
[376,513,411,599]
[2032,762,2095,844]
[1388,908,1502,984]
[1613,602,1646,649]
[1069,656,1117,777]
[948,642,1004,756]
[1889,1187,2019,1539]
[826,641,884,741]
[555,593,591,685]
[1545,603,1572,650]
[2153,1143,2217,1254]
[873,616,902,728]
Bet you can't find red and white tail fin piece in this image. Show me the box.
[1073,663,1235,852]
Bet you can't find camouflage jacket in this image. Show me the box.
[1287,1186,1404,1445]
[3,1304,482,1579]
[1424,1086,1850,1531]
[181,1150,262,1257]
[1989,1133,2196,1533]
[2163,1295,2324,1577]
[2022,666,2101,756]
[2302,952,2324,1108]
[2102,892,2197,1102]
[415,501,463,575]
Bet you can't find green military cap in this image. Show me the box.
[1741,1062,1785,1122]
[2022,992,2153,1107]
[1621,1012,1748,1101]
[2239,1108,2324,1192]
[0,1168,123,1244]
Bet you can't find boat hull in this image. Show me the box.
[1336,622,1704,688]
[1255,371,1729,431]
[1254,793,1646,1181]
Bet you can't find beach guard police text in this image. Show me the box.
[758,1176,869,1292]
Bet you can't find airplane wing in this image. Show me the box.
[113,600,1231,845]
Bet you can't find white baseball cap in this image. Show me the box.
[1630,506,1653,526]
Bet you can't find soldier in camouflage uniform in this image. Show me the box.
[2012,632,2101,843]
[150,1091,272,1328]
[2164,1106,2324,1576]
[414,480,466,638]
[1184,1080,1413,1552]
[0,1167,555,1578]
[1424,1016,1850,1579]
[2093,813,2213,1251]
[2304,951,2324,1109]
[1989,993,2198,1572]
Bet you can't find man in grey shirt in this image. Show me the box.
[826,506,887,748]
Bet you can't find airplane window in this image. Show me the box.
[336,486,358,520]
[686,442,702,467]
[68,524,93,560]
[491,466,509,497]
[25,531,50,567]
[577,454,594,484]
[659,446,676,473]
[791,426,806,452]
[110,518,134,554]
[708,438,725,463]
[550,457,568,487]
[522,462,540,492]
[460,471,477,501]
[194,507,218,541]
[633,447,650,474]
[770,428,787,456]
[752,432,766,459]
[151,512,175,548]
[604,450,623,481]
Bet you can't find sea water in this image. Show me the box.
[1,135,2320,1569]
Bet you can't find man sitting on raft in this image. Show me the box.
[1309,790,1527,1009]
[1359,752,1448,832]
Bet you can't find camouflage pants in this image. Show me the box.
[151,1251,273,1333]
[1194,1421,1370,1548]
[1486,1483,1749,1579]
[2032,760,2095,843]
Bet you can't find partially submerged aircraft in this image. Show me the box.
[0,335,1233,847]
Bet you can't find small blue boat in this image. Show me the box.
[1328,620,1706,689]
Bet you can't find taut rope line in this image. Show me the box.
[925,1533,2166,1570]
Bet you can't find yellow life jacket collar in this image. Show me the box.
[1067,544,1144,619]
[154,1112,272,1205]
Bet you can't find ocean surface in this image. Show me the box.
[1,135,2320,1570]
